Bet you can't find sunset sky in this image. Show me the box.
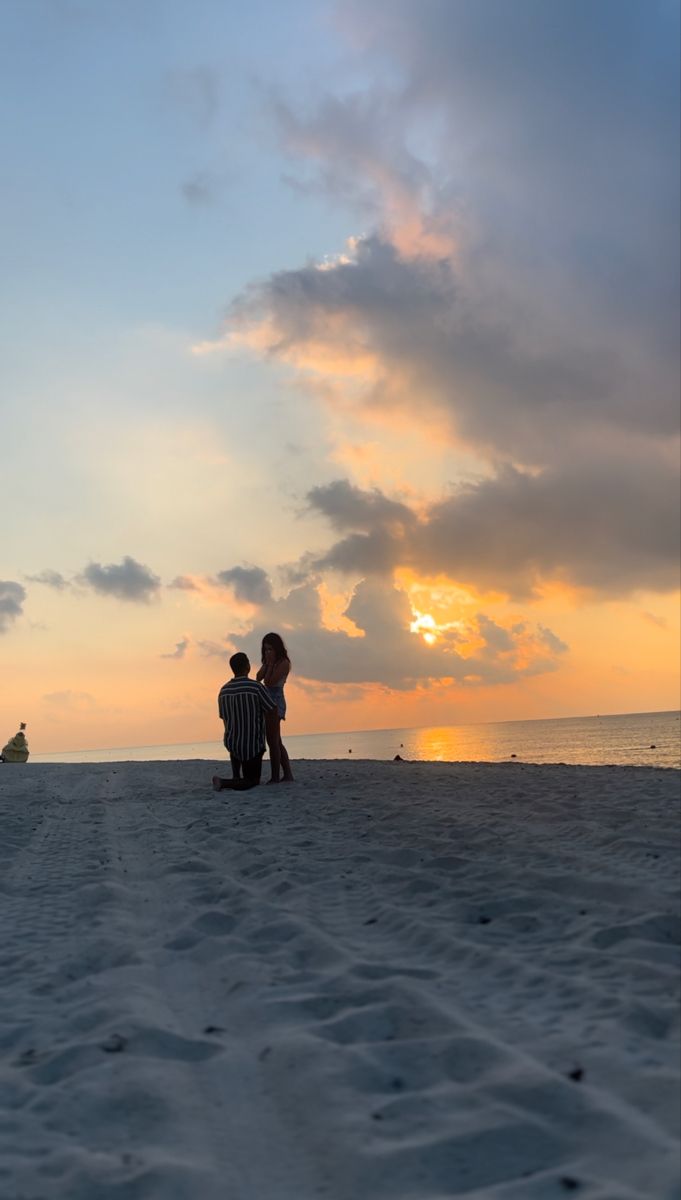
[1,0,679,753]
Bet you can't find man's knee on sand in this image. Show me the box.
[214,751,264,791]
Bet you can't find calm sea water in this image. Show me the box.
[31,710,680,769]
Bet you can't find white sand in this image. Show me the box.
[0,759,678,1200]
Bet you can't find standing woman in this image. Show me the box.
[257,632,294,783]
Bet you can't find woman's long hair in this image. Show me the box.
[261,632,290,664]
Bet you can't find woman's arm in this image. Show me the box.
[262,659,290,687]
[255,664,266,682]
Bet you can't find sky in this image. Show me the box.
[1,0,679,753]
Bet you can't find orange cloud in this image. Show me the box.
[317,581,364,638]
[394,567,505,613]
[193,291,381,379]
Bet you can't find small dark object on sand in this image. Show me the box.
[510,753,517,758]
[568,1066,584,1082]
[100,1033,127,1054]
[560,1179,581,1191]
[348,748,352,753]
[650,744,656,749]
[393,754,403,761]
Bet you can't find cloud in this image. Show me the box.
[168,575,200,591]
[220,569,567,689]
[225,232,677,463]
[306,478,416,534]
[181,170,224,206]
[333,0,680,344]
[536,626,569,656]
[215,565,273,606]
[306,460,680,598]
[271,89,457,260]
[0,581,26,633]
[25,569,71,591]
[161,636,190,660]
[79,557,161,603]
[198,639,231,658]
[201,0,679,605]
[42,690,96,712]
[640,611,668,631]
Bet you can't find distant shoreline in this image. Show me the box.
[29,709,681,769]
[27,705,681,763]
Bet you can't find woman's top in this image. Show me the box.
[258,659,290,721]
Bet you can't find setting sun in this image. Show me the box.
[410,611,438,644]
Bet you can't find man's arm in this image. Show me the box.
[257,683,278,715]
[218,691,230,744]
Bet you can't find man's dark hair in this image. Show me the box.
[229,651,250,675]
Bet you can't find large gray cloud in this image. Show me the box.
[231,231,676,462]
[308,461,680,598]
[79,557,161,603]
[0,581,26,633]
[334,0,680,349]
[221,0,679,600]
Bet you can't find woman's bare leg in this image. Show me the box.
[280,741,294,781]
[266,715,281,782]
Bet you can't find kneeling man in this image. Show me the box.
[213,652,277,791]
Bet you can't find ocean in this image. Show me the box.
[31,709,680,769]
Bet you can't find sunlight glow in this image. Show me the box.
[410,611,438,644]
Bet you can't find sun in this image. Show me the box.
[410,611,437,645]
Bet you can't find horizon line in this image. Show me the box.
[30,707,680,759]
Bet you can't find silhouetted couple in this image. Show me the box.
[212,633,294,791]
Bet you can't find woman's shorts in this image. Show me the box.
[267,687,286,720]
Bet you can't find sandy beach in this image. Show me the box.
[0,759,678,1200]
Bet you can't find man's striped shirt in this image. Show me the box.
[218,676,277,761]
